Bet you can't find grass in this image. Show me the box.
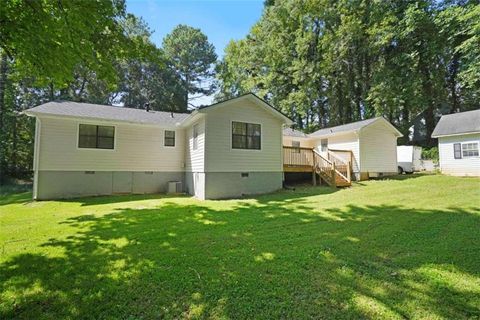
[1,174,479,319]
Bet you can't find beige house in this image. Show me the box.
[283,117,403,182]
[25,94,293,200]
[432,109,480,176]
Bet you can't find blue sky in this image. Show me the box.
[126,0,264,57]
[126,0,264,105]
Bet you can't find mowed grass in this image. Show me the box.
[1,174,479,319]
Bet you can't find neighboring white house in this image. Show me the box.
[283,117,403,180]
[25,93,293,200]
[432,109,480,177]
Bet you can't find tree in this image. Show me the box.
[0,0,147,184]
[163,25,217,110]
[216,0,479,144]
[0,1,156,184]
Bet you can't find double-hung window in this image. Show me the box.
[461,142,479,158]
[164,130,175,147]
[453,142,479,159]
[232,121,261,150]
[78,124,115,149]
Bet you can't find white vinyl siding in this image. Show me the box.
[204,100,283,172]
[438,134,480,176]
[185,118,205,172]
[312,132,360,174]
[37,117,185,172]
[359,120,398,173]
[282,136,314,148]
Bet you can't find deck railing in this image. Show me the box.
[327,150,351,182]
[283,146,314,168]
[313,150,336,186]
[283,146,352,186]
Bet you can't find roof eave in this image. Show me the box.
[308,129,359,139]
[432,131,480,138]
[24,111,184,128]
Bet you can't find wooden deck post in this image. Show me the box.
[312,149,317,186]
[331,163,337,187]
[347,161,351,182]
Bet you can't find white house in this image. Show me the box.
[25,93,293,200]
[432,109,480,176]
[283,117,403,181]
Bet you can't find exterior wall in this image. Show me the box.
[204,100,284,172]
[185,172,206,200]
[359,120,399,175]
[311,132,360,175]
[37,117,185,172]
[204,172,283,199]
[36,171,184,200]
[33,98,287,200]
[185,117,206,172]
[438,134,480,176]
[283,136,314,148]
[184,116,206,199]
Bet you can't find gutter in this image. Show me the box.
[432,131,480,138]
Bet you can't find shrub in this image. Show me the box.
[422,147,439,162]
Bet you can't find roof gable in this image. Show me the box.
[197,93,293,125]
[432,109,480,137]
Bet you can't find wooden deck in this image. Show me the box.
[283,146,314,172]
[283,146,352,187]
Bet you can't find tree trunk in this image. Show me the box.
[420,64,436,147]
[49,82,55,101]
[0,53,7,185]
[448,52,460,113]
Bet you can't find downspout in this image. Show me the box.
[33,117,41,199]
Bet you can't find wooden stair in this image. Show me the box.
[313,150,351,188]
[282,146,352,188]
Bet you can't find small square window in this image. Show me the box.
[292,140,301,153]
[321,139,328,152]
[241,172,249,178]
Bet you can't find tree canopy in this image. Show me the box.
[0,1,217,184]
[163,24,217,110]
[216,0,480,146]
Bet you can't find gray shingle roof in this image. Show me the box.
[25,101,190,126]
[309,117,381,137]
[432,109,480,137]
[283,127,308,138]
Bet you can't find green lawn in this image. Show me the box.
[1,174,479,319]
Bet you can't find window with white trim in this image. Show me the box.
[462,142,479,158]
[164,130,175,147]
[321,139,328,152]
[78,124,115,149]
[292,140,301,153]
[232,121,261,150]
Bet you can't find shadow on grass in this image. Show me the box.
[1,192,479,319]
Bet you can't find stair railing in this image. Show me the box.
[327,150,351,183]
